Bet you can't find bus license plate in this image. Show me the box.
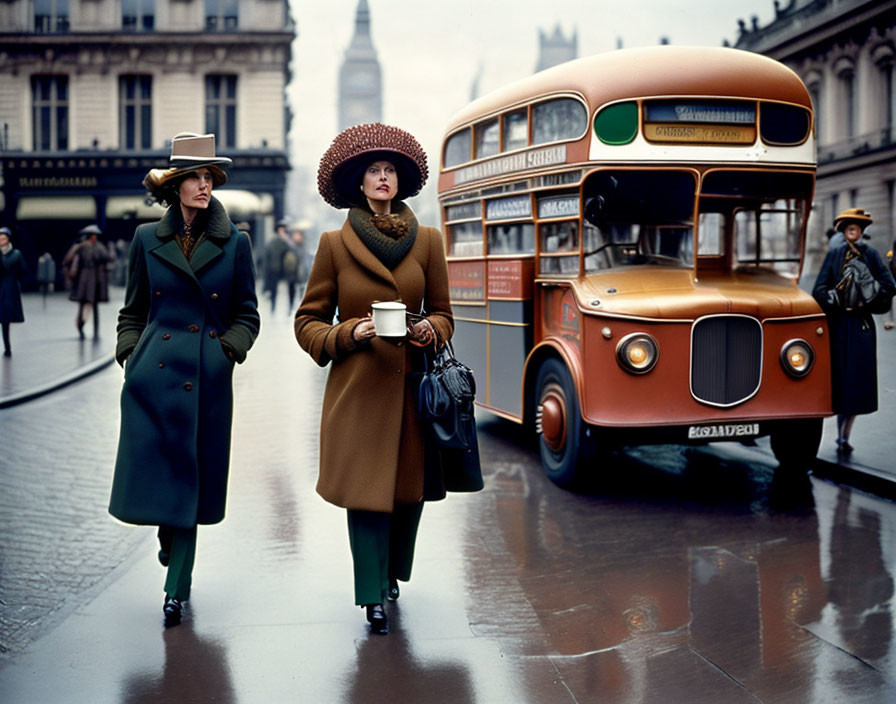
[687,423,760,440]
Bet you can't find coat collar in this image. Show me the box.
[154,195,232,242]
[340,219,396,289]
[149,196,232,280]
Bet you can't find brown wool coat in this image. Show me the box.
[294,215,453,513]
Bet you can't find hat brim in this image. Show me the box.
[331,150,422,208]
[834,216,872,232]
[145,162,229,189]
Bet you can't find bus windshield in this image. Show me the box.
[583,170,696,272]
[699,170,812,278]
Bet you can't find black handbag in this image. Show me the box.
[418,342,477,450]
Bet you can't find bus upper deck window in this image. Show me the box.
[759,102,811,145]
[444,128,472,168]
[475,119,499,159]
[503,109,528,151]
[532,97,587,145]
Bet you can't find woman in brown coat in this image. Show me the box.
[63,224,113,339]
[295,124,453,635]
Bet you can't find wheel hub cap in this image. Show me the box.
[540,392,566,451]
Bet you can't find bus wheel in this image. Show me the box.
[535,358,591,488]
[769,418,823,470]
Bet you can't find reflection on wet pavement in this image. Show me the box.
[0,317,894,702]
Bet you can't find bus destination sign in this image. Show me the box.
[645,101,755,124]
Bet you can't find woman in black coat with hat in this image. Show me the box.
[109,132,260,627]
[0,226,26,357]
[812,208,896,454]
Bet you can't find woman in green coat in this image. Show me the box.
[109,133,260,627]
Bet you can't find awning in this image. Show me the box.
[17,196,97,220]
[106,195,166,220]
[214,190,274,217]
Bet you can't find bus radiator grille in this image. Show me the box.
[690,316,762,407]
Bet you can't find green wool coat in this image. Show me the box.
[109,197,259,528]
[294,206,453,513]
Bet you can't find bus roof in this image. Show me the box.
[444,46,811,134]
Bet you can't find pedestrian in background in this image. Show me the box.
[263,217,290,314]
[0,226,26,357]
[109,133,260,628]
[295,124,453,635]
[63,224,112,339]
[283,222,310,311]
[885,239,895,330]
[812,208,896,455]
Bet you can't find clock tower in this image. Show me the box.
[338,0,383,130]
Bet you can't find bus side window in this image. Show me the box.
[503,109,528,151]
[488,223,535,255]
[444,128,472,167]
[475,119,500,159]
[532,97,588,145]
[450,221,484,257]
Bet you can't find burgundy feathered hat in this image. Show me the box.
[317,123,429,209]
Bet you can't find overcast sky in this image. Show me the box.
[286,0,777,220]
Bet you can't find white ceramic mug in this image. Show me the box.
[371,301,407,337]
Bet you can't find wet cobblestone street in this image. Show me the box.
[1,310,895,702]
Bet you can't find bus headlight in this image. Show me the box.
[780,339,814,378]
[616,333,659,375]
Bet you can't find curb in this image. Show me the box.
[0,354,116,409]
[811,458,896,500]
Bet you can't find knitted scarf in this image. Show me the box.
[348,201,418,269]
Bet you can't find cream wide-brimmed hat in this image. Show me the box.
[833,207,873,232]
[142,132,232,192]
[317,123,428,209]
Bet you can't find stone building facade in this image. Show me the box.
[734,0,896,265]
[0,0,294,286]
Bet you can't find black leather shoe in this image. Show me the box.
[365,603,388,635]
[386,578,400,601]
[163,596,183,628]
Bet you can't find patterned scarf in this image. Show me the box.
[348,201,418,269]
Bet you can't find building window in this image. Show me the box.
[32,75,68,151]
[122,0,155,31]
[838,69,857,139]
[120,75,152,150]
[807,83,821,142]
[883,64,896,138]
[205,0,238,31]
[34,0,69,33]
[206,75,237,148]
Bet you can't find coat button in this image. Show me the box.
[209,331,217,338]
[211,293,219,300]
[183,382,193,391]
[158,362,164,368]
[154,290,162,296]
[162,333,171,340]
[189,325,199,333]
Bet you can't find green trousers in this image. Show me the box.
[158,525,197,601]
[346,502,424,605]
